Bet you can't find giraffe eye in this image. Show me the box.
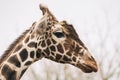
[53,32,64,38]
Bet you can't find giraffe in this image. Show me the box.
[0,4,98,80]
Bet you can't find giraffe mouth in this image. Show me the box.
[82,63,97,73]
[77,60,98,73]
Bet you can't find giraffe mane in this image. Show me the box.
[0,29,30,65]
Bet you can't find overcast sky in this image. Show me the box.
[0,0,119,55]
[0,0,120,79]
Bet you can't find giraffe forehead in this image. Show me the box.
[51,23,63,32]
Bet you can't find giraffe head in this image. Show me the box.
[34,4,98,73]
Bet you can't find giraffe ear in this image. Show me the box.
[39,4,58,21]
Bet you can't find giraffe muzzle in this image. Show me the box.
[78,56,98,73]
[82,59,98,73]
[76,59,98,73]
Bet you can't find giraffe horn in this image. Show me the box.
[39,4,48,15]
[39,4,58,21]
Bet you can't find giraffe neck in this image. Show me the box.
[0,22,43,80]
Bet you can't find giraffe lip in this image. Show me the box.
[82,61,98,73]
[82,63,97,73]
[77,61,98,73]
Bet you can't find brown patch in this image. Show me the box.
[73,52,78,57]
[1,64,17,80]
[63,55,71,62]
[47,22,51,26]
[47,39,51,46]
[49,56,54,60]
[71,41,76,49]
[8,55,21,67]
[30,32,36,39]
[20,68,27,78]
[36,49,42,58]
[50,45,56,52]
[25,61,32,66]
[51,52,55,56]
[66,51,72,56]
[30,51,35,58]
[28,42,37,48]
[57,44,64,53]
[0,29,30,65]
[64,43,69,50]
[13,44,23,53]
[24,36,29,43]
[44,48,50,56]
[19,49,28,62]
[46,27,50,31]
[45,32,48,39]
[41,52,46,57]
[56,54,62,60]
[72,56,76,62]
[38,41,41,46]
[41,40,46,47]
[75,45,80,53]
[51,39,57,44]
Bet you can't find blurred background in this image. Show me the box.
[0,0,120,80]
